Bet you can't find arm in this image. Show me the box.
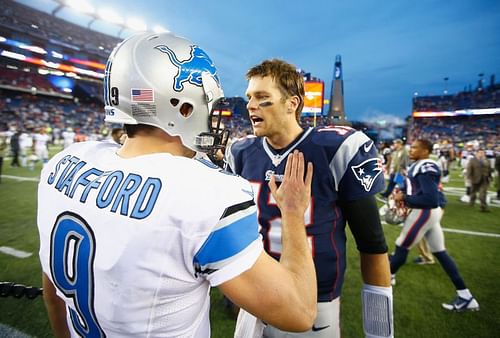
[339,196,391,287]
[403,174,439,208]
[219,150,317,332]
[42,273,70,338]
[340,196,393,338]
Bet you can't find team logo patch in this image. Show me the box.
[351,158,383,192]
[155,44,220,92]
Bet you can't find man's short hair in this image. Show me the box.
[393,138,403,144]
[124,124,157,137]
[246,59,304,122]
[416,139,433,153]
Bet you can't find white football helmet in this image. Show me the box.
[103,31,226,153]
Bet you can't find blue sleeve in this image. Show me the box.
[193,200,259,276]
[338,138,385,201]
[404,174,439,208]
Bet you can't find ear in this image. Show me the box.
[288,95,300,113]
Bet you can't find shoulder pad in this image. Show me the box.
[311,125,358,148]
[415,160,440,176]
[229,134,259,153]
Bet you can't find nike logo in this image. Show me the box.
[363,141,374,153]
[312,325,330,332]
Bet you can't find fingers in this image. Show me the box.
[286,150,304,182]
[269,172,277,195]
[305,162,313,189]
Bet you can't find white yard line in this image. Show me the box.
[1,175,39,182]
[0,246,33,258]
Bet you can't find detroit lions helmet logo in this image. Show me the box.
[155,44,220,92]
[351,158,383,192]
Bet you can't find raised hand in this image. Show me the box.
[269,150,313,218]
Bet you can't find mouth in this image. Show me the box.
[250,115,264,126]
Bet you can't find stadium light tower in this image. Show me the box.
[51,0,65,15]
[328,55,347,123]
[52,0,94,16]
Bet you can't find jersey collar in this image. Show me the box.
[262,127,313,167]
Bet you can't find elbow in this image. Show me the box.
[299,305,317,331]
[267,296,317,332]
[279,306,317,332]
[284,297,318,332]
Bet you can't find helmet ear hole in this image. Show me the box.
[170,98,180,107]
[179,102,193,118]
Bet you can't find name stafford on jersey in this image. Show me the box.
[47,154,161,219]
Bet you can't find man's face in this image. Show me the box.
[409,141,428,160]
[245,76,292,138]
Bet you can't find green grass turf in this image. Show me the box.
[0,148,499,337]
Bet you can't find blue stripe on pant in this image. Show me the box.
[401,209,430,248]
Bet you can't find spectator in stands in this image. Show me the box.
[381,138,409,198]
[466,149,492,212]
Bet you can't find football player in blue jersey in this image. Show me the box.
[225,59,393,338]
[390,138,479,312]
[38,33,318,338]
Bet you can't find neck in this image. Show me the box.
[265,122,304,149]
[117,131,195,159]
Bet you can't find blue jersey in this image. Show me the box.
[226,126,384,301]
[404,159,446,209]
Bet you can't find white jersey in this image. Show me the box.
[33,133,50,151]
[38,141,262,337]
[61,130,76,148]
[19,132,33,150]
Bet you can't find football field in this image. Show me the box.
[1,147,499,337]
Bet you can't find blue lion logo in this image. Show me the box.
[155,44,220,92]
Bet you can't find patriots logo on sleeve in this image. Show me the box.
[351,158,383,192]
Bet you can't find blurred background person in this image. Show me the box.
[438,139,455,183]
[381,138,409,198]
[466,149,493,212]
[61,127,76,149]
[9,129,20,168]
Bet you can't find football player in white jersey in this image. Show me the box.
[390,138,479,311]
[33,127,50,165]
[61,127,76,149]
[38,32,317,338]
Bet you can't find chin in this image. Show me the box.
[252,126,265,137]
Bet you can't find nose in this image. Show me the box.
[246,97,258,111]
